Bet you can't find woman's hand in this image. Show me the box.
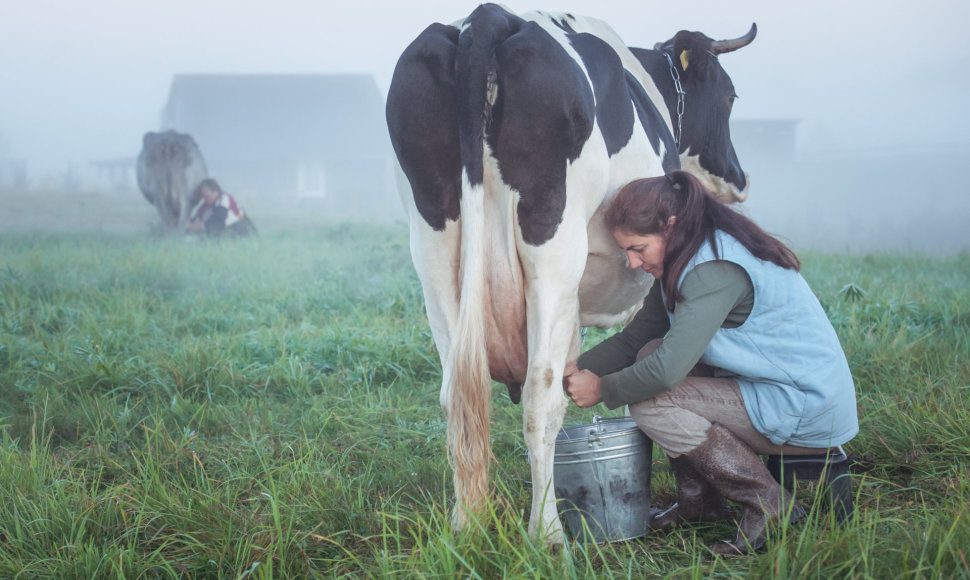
[563,362,603,408]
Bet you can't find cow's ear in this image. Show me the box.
[670,30,697,73]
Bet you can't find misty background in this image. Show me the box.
[1,0,968,254]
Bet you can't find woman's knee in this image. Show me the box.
[629,399,712,456]
[629,396,667,422]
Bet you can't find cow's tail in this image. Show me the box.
[446,5,520,526]
[446,178,493,527]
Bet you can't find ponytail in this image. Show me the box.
[607,170,799,311]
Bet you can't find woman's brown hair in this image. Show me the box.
[194,178,224,196]
[605,170,800,311]
[190,178,224,208]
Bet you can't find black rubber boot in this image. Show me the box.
[684,422,800,556]
[649,455,732,531]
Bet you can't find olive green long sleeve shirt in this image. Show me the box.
[577,260,754,409]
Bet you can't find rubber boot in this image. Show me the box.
[649,455,732,531]
[684,422,800,556]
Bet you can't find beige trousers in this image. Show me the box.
[627,340,827,457]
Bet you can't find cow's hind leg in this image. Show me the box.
[520,230,588,543]
[489,20,599,544]
[388,23,493,529]
[516,208,590,544]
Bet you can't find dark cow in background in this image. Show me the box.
[386,3,755,543]
[136,130,208,233]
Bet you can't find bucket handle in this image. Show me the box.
[586,415,605,448]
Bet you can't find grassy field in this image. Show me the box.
[1,189,968,578]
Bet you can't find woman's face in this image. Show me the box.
[613,230,668,278]
[201,186,219,204]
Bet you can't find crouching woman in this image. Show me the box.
[186,178,258,237]
[563,170,858,555]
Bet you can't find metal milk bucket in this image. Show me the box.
[553,415,652,543]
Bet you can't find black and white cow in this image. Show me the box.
[386,3,755,543]
[136,130,208,233]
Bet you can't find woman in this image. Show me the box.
[563,170,858,555]
[186,178,258,237]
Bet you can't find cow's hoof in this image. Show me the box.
[529,519,565,546]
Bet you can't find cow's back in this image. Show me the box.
[136,131,208,231]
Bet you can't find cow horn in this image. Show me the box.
[710,23,757,55]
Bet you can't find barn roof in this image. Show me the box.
[160,74,390,162]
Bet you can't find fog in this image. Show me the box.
[1,0,968,253]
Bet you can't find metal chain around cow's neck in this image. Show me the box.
[662,51,685,151]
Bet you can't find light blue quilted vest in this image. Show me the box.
[666,230,859,448]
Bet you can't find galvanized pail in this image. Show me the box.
[553,415,652,543]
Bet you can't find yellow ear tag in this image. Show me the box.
[680,49,690,71]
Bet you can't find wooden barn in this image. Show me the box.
[159,73,399,219]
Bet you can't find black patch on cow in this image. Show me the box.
[457,4,526,187]
[550,15,577,34]
[488,21,595,245]
[386,23,462,231]
[568,33,634,157]
[626,70,680,172]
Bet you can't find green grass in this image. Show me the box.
[1,203,968,578]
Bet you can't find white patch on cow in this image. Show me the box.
[577,112,666,327]
[395,159,462,404]
[680,150,750,203]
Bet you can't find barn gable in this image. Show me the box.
[160,74,398,218]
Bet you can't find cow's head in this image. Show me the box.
[648,24,756,202]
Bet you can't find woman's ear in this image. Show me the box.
[662,216,677,240]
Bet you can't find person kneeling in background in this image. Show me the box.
[186,178,257,237]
